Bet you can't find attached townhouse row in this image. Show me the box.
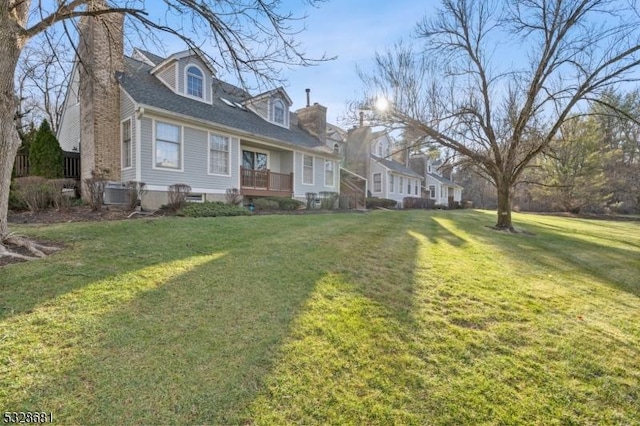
[56,11,462,210]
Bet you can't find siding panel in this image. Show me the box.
[293,152,337,197]
[57,66,80,152]
[140,117,239,191]
[157,63,176,92]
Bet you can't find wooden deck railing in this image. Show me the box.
[240,167,293,195]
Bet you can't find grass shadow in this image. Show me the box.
[5,213,422,424]
[5,211,639,424]
[479,214,640,298]
[0,219,256,322]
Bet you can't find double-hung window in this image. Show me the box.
[155,122,181,169]
[389,174,395,192]
[303,154,313,184]
[373,173,382,192]
[324,160,334,186]
[209,133,230,175]
[429,185,436,199]
[399,177,404,194]
[273,99,285,125]
[122,119,132,168]
[187,66,203,98]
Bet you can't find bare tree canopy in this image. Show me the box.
[0,0,329,259]
[357,0,640,230]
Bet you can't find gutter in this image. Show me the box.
[134,104,341,160]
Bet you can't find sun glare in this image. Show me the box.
[375,97,390,112]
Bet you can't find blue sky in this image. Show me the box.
[32,0,435,126]
[277,1,437,125]
[155,0,438,125]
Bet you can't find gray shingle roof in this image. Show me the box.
[117,56,331,152]
[427,172,462,187]
[133,49,165,66]
[371,155,422,178]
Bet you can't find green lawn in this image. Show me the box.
[1,210,639,424]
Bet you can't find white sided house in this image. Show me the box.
[57,12,340,209]
[344,127,422,208]
[410,154,463,207]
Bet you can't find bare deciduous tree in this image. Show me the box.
[357,0,640,230]
[16,33,72,134]
[0,0,329,259]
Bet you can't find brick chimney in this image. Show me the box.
[78,1,124,195]
[296,89,327,144]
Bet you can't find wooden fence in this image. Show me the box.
[13,152,80,180]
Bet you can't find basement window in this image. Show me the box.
[186,193,204,203]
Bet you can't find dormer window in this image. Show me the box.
[273,99,285,125]
[186,65,203,98]
[244,87,291,127]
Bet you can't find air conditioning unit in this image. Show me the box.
[103,181,129,205]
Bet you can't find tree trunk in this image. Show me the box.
[0,20,25,240]
[495,176,514,231]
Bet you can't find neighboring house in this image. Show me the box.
[57,12,340,209]
[326,123,347,160]
[344,126,422,208]
[56,64,80,153]
[410,154,463,206]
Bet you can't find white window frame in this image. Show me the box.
[185,64,205,100]
[399,177,404,194]
[208,132,231,176]
[389,174,395,193]
[407,179,412,194]
[121,118,132,170]
[270,98,289,128]
[273,99,285,124]
[302,154,314,185]
[429,185,436,199]
[324,160,335,187]
[153,120,183,172]
[373,173,382,193]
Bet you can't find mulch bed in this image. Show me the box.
[8,205,138,224]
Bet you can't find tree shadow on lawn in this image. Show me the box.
[426,215,469,248]
[4,231,319,423]
[5,213,426,424]
[13,211,638,424]
[0,218,264,323]
[484,217,640,298]
[245,211,640,424]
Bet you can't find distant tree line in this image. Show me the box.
[456,90,640,214]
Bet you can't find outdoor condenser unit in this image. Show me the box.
[103,181,129,205]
